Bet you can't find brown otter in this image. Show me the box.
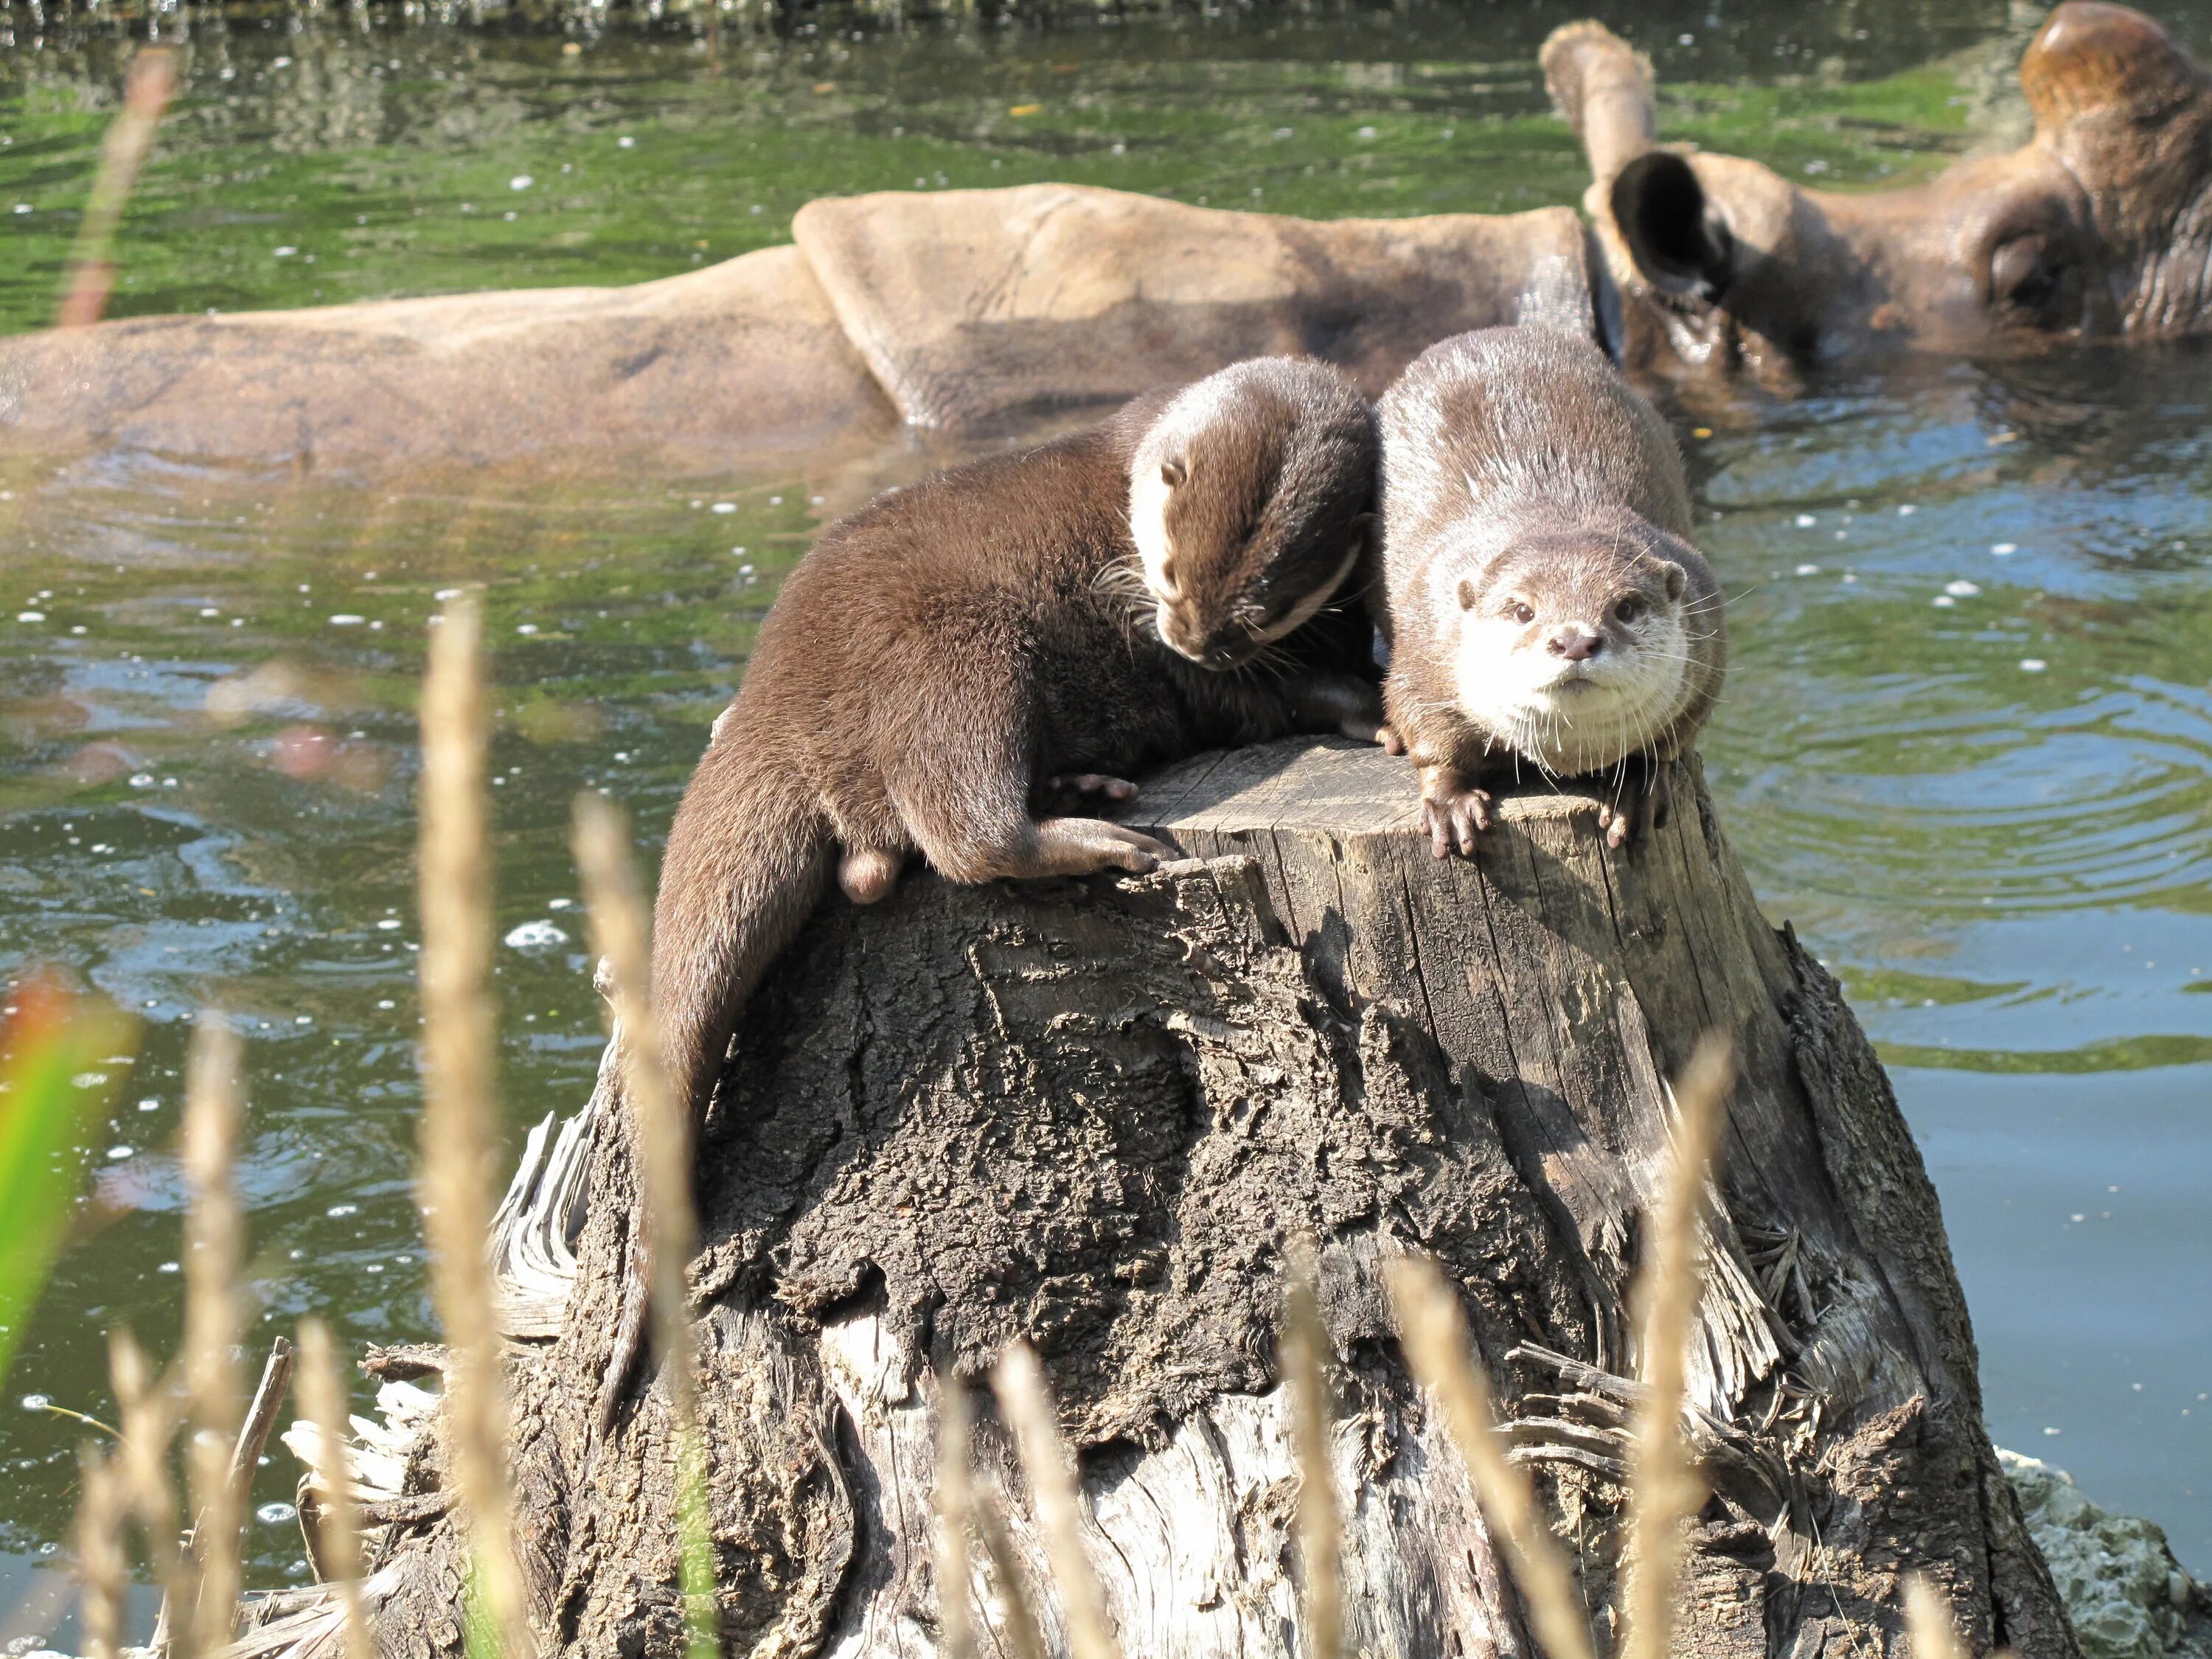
[592,358,1383,1428]
[1377,324,1725,855]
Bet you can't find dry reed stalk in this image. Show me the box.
[1904,1573,1969,1659]
[1384,1256,1596,1659]
[990,1343,1122,1659]
[417,591,534,1659]
[108,1328,195,1659]
[570,792,716,1658]
[971,1492,1050,1659]
[181,1013,246,1655]
[74,1442,128,1659]
[1282,1246,1343,1659]
[297,1318,375,1659]
[1620,1034,1736,1659]
[57,48,178,328]
[931,1382,978,1659]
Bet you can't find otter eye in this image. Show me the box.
[1614,597,1646,625]
[1509,601,1536,625]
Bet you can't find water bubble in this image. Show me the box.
[15,611,44,623]
[1932,595,1956,608]
[257,1501,299,1525]
[377,919,402,931]
[1354,125,1377,140]
[711,502,737,515]
[106,1146,132,1160]
[546,898,574,910]
[2019,658,2048,672]
[509,175,534,191]
[274,246,299,258]
[329,613,366,626]
[1795,564,1820,577]
[504,919,570,952]
[138,1098,159,1112]
[1898,504,1916,515]
[1944,580,1980,597]
[435,587,464,600]
[21,1395,51,1411]
[617,135,636,148]
[71,1072,108,1088]
[1992,542,2017,555]
[327,1203,358,1217]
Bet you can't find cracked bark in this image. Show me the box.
[356,737,2076,1659]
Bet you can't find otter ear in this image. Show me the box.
[1456,577,1478,611]
[1660,560,1688,602]
[1160,456,1189,490]
[1610,152,1734,302]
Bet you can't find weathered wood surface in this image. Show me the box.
[287,737,2075,1659]
[1,186,1594,472]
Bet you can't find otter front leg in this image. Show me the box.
[1418,761,1493,858]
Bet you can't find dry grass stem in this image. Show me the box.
[990,1343,1123,1659]
[1904,1573,1969,1659]
[1283,1245,1343,1659]
[74,1443,128,1659]
[181,1013,246,1655]
[571,793,699,1427]
[1385,1256,1596,1659]
[299,1318,375,1659]
[58,47,178,328]
[1621,1033,1736,1659]
[417,590,534,1659]
[972,1493,1050,1659]
[931,1382,978,1659]
[109,1328,195,1659]
[572,793,719,1658]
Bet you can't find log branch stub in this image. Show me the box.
[364,737,2075,1659]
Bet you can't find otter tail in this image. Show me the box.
[595,731,832,1442]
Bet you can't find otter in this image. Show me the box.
[1377,324,1725,855]
[593,358,1382,1429]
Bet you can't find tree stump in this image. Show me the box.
[329,738,2079,1659]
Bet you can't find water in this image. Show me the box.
[3,0,2211,1640]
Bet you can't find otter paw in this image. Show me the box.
[1040,773,1140,813]
[1598,765,1670,850]
[1419,786,1492,858]
[1378,724,1406,757]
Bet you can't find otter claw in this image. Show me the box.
[1419,788,1492,859]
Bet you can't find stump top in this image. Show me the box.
[1120,737,1612,838]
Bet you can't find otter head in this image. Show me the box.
[1129,358,1379,670]
[1450,523,1700,776]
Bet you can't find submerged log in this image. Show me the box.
[0,186,1595,473]
[327,737,2076,1659]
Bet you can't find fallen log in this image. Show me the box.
[0,187,1594,473]
[298,737,2077,1659]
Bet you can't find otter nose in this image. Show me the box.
[1548,625,1603,662]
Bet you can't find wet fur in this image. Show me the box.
[1377,324,1726,852]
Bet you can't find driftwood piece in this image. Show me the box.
[318,737,2076,1659]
